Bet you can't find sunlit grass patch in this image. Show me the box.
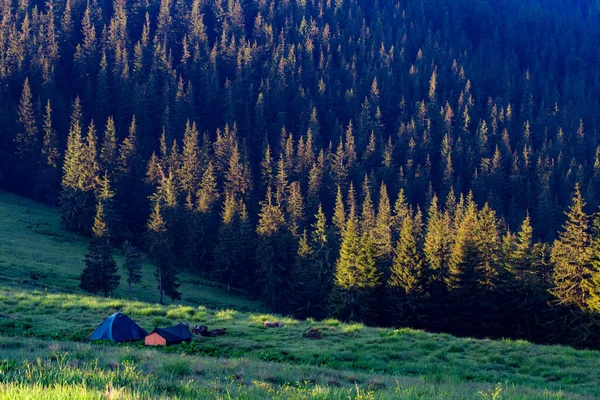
[166,306,196,320]
[341,323,365,335]
[215,309,237,321]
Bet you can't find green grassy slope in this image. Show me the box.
[1,191,599,399]
[0,190,262,312]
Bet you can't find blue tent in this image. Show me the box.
[90,312,147,342]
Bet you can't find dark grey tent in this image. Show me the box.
[145,323,192,346]
[90,312,147,342]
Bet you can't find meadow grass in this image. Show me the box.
[0,336,582,399]
[1,190,600,399]
[0,190,263,312]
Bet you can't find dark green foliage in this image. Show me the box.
[122,241,142,293]
[214,193,241,291]
[14,78,40,194]
[147,199,180,304]
[551,185,595,311]
[2,0,600,348]
[256,187,296,313]
[289,205,334,319]
[80,202,120,297]
[37,101,60,204]
[329,207,382,324]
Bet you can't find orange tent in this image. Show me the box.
[144,323,192,346]
[145,332,167,346]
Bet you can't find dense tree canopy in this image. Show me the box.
[1,0,600,347]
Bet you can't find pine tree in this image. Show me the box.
[586,213,600,313]
[256,186,295,312]
[475,204,502,288]
[332,185,346,237]
[287,181,304,236]
[374,182,393,270]
[261,143,274,190]
[330,210,382,323]
[289,204,333,318]
[512,214,534,281]
[214,193,239,291]
[14,78,40,193]
[288,230,315,317]
[115,116,144,236]
[147,199,180,304]
[390,212,427,296]
[122,240,142,293]
[551,185,594,310]
[237,201,256,290]
[81,121,99,192]
[100,116,118,174]
[37,100,60,204]
[178,120,200,195]
[387,210,427,325]
[424,195,453,293]
[225,142,252,200]
[360,175,376,234]
[61,99,96,234]
[392,188,409,238]
[80,201,120,297]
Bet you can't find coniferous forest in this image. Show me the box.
[1,0,600,348]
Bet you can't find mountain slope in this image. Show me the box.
[0,191,599,399]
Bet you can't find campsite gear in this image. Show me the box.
[90,312,147,342]
[263,321,282,328]
[145,322,193,346]
[192,325,227,337]
[209,328,227,336]
[302,328,322,339]
[192,325,208,336]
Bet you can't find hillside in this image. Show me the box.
[2,0,600,347]
[1,192,599,399]
[0,190,262,312]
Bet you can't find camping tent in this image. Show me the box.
[90,312,147,342]
[145,323,192,346]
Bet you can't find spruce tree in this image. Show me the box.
[424,195,453,293]
[147,199,180,304]
[330,209,382,323]
[214,193,239,291]
[61,98,96,234]
[586,213,600,313]
[196,161,219,273]
[178,120,200,195]
[80,201,120,297]
[360,175,376,234]
[389,212,427,296]
[100,117,118,175]
[288,230,315,318]
[14,78,40,193]
[332,185,346,237]
[256,186,295,312]
[551,185,594,310]
[374,182,393,271]
[122,240,142,293]
[37,100,60,204]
